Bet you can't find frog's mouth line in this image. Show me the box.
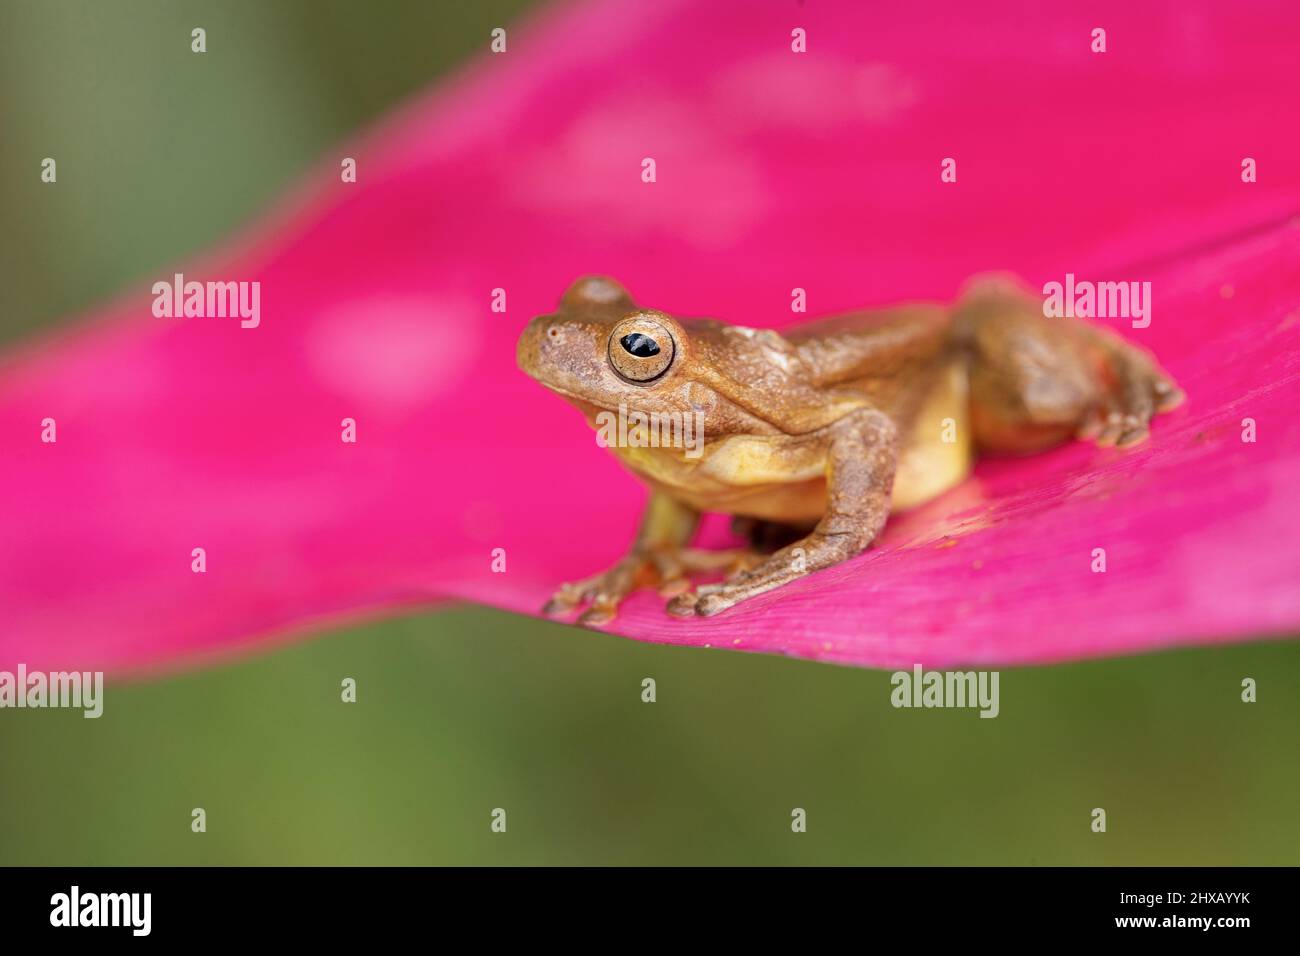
[534,381,617,418]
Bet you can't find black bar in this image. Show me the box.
[0,866,1281,942]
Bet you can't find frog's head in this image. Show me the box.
[518,276,702,420]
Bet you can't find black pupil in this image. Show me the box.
[620,333,660,358]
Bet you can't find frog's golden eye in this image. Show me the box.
[608,317,675,383]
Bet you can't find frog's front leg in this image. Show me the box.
[543,492,759,626]
[668,408,899,618]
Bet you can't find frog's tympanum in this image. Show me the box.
[517,276,1183,625]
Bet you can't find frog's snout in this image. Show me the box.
[518,314,579,386]
[518,314,613,411]
[516,315,550,380]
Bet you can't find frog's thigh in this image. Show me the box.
[671,408,899,617]
[959,297,1099,452]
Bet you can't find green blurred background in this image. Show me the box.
[2,0,1297,866]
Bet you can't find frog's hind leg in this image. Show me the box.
[954,279,1183,452]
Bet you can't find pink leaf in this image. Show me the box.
[2,0,1298,672]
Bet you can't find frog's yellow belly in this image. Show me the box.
[614,360,972,523]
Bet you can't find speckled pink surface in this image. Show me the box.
[1,0,1298,673]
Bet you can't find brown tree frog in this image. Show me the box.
[517,276,1182,624]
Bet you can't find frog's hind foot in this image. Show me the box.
[956,277,1183,453]
[1077,340,1184,447]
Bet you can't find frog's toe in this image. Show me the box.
[1116,420,1150,447]
[542,583,585,617]
[649,553,689,597]
[573,582,638,627]
[1094,411,1135,447]
[1153,379,1185,412]
[678,583,759,617]
[694,592,738,617]
[542,558,643,624]
[657,576,692,598]
[659,547,764,613]
[1087,347,1182,449]
[666,591,700,617]
[542,596,572,617]
[666,581,738,617]
[576,602,618,627]
[1079,380,1173,449]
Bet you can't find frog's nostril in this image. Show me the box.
[547,326,561,341]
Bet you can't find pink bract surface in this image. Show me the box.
[1,0,1298,673]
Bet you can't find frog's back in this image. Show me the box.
[787,303,952,400]
[617,304,971,519]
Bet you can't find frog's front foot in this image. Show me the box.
[665,555,800,618]
[543,547,762,627]
[667,528,873,618]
